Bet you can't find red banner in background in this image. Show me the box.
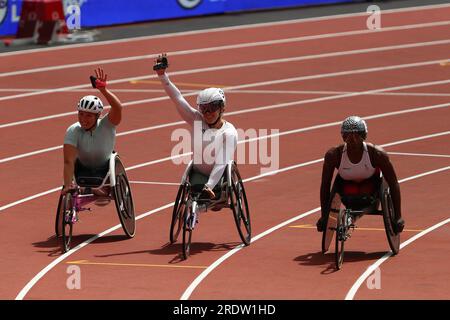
[7,0,68,45]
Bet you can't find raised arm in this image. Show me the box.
[154,54,199,125]
[92,68,123,126]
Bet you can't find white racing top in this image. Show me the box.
[338,142,376,182]
[159,73,238,189]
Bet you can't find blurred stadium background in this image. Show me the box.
[1,0,448,50]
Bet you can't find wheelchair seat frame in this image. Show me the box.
[55,151,136,253]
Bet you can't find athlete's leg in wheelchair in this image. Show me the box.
[74,159,110,196]
[338,173,382,216]
[189,168,225,201]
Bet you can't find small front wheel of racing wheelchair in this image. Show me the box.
[228,162,251,246]
[380,178,400,255]
[335,208,346,270]
[112,155,136,238]
[182,204,193,260]
[55,191,74,253]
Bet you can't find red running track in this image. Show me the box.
[0,4,449,300]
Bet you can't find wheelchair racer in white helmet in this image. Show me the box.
[154,53,237,199]
[61,67,124,195]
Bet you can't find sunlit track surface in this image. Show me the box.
[0,4,449,300]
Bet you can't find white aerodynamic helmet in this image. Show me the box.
[196,87,226,106]
[77,95,104,114]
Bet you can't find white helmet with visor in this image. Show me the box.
[77,95,104,114]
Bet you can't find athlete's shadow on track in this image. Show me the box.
[33,234,129,257]
[157,241,241,264]
[94,241,241,264]
[295,251,386,274]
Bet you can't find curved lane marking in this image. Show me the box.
[180,165,450,300]
[345,216,450,300]
[14,151,450,299]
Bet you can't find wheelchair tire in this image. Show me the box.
[228,163,251,246]
[381,179,400,255]
[170,183,189,244]
[55,191,64,237]
[335,208,345,270]
[182,206,193,260]
[113,156,136,238]
[322,184,341,253]
[61,193,73,253]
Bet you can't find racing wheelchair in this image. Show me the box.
[55,152,136,253]
[321,173,400,270]
[169,160,251,260]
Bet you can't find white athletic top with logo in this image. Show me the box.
[338,142,376,182]
[159,73,237,189]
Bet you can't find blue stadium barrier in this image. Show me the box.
[0,0,364,36]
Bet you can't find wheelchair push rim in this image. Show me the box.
[322,187,340,254]
[170,183,189,244]
[113,157,136,238]
[381,180,400,255]
[335,208,345,270]
[228,163,251,246]
[182,203,193,260]
[61,193,73,253]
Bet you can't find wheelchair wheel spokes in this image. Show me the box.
[229,164,251,246]
[381,182,400,255]
[182,205,193,260]
[113,158,136,238]
[170,184,188,244]
[335,209,346,270]
[61,193,74,253]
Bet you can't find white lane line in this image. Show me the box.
[180,206,322,301]
[1,53,447,129]
[227,83,450,117]
[1,3,449,58]
[14,159,325,300]
[14,202,175,301]
[0,187,61,212]
[1,88,449,97]
[1,112,449,213]
[14,140,450,299]
[129,181,180,186]
[180,165,450,300]
[388,152,450,158]
[228,90,450,97]
[397,165,450,184]
[0,39,448,103]
[381,131,450,148]
[345,216,450,300]
[1,76,449,165]
[0,88,197,93]
[0,146,63,164]
[1,22,449,78]
[244,159,325,183]
[1,99,449,165]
